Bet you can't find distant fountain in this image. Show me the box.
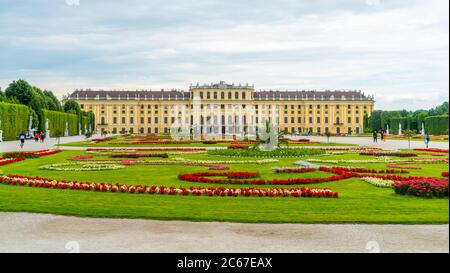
[45,119,50,139]
[0,119,3,142]
[421,122,425,135]
[386,124,390,135]
[398,123,402,135]
[64,121,69,137]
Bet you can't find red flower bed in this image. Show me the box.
[92,137,113,143]
[130,141,193,145]
[0,157,25,166]
[2,150,61,159]
[393,178,448,198]
[414,148,449,154]
[87,147,205,152]
[442,172,449,177]
[109,153,168,158]
[178,166,430,185]
[360,152,417,157]
[0,175,338,198]
[32,150,62,156]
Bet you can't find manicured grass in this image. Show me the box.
[0,150,448,223]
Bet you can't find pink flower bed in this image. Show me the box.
[393,178,448,198]
[87,147,205,152]
[360,152,417,157]
[68,155,94,161]
[388,162,422,170]
[0,174,338,198]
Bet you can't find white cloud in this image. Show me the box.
[0,0,448,110]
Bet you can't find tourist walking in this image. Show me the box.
[383,131,387,142]
[372,131,378,143]
[39,131,44,143]
[19,133,25,148]
[380,131,384,141]
[424,133,430,148]
[34,132,39,142]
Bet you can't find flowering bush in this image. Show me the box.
[91,137,113,143]
[0,174,338,198]
[0,157,25,166]
[442,172,449,177]
[393,178,448,198]
[359,152,418,157]
[361,177,395,188]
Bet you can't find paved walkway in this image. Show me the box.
[292,135,449,150]
[0,212,447,253]
[0,134,102,152]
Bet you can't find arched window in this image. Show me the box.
[235,92,239,99]
[228,92,232,99]
[221,92,225,99]
[336,117,340,124]
[101,117,105,124]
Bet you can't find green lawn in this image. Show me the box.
[0,150,448,224]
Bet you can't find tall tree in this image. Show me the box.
[63,100,81,115]
[5,79,34,105]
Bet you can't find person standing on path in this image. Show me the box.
[373,131,378,143]
[380,131,384,141]
[425,134,430,148]
[34,132,39,142]
[19,133,25,148]
[39,131,44,143]
[383,131,387,142]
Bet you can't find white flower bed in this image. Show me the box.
[361,177,394,188]
[40,161,125,171]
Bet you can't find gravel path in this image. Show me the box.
[0,212,447,253]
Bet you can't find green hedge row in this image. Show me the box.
[42,110,78,137]
[425,115,449,135]
[390,117,411,134]
[0,102,30,140]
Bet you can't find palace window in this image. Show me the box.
[214,92,217,99]
[221,92,225,99]
[122,117,125,124]
[235,92,239,99]
[309,117,313,124]
[113,117,117,124]
[140,117,144,124]
[317,117,321,124]
[242,92,246,99]
[207,92,211,99]
[154,117,158,123]
[228,92,232,99]
[130,117,134,124]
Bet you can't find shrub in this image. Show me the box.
[425,115,449,135]
[393,178,448,198]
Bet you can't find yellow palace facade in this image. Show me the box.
[68,81,375,136]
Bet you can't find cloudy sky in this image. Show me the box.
[0,0,448,110]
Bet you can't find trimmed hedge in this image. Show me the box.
[42,110,78,137]
[425,115,449,135]
[390,117,410,134]
[0,102,30,140]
